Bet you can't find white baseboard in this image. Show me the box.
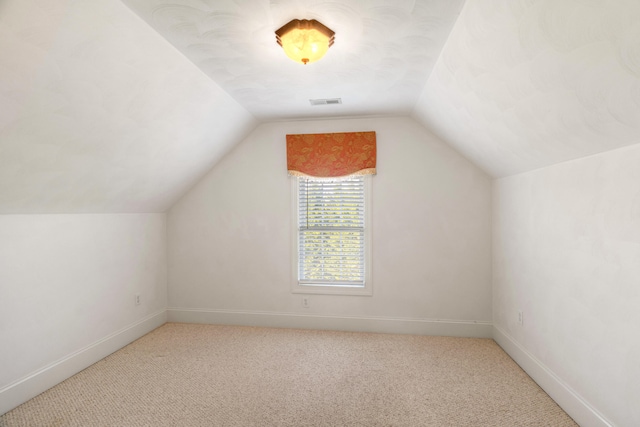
[167,308,493,338]
[5,311,608,424]
[493,326,613,427]
[0,310,167,416]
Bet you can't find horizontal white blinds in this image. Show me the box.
[298,177,365,286]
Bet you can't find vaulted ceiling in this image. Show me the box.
[1,0,639,213]
[414,0,640,177]
[121,0,465,120]
[0,0,255,213]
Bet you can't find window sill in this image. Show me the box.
[292,284,373,296]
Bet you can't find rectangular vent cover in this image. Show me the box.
[310,98,342,106]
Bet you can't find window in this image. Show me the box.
[292,175,372,295]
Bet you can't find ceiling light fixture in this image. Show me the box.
[275,19,334,65]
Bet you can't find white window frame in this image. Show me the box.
[291,175,373,296]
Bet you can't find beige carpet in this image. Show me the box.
[0,323,577,426]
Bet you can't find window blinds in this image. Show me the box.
[298,176,365,286]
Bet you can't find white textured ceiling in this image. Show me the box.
[0,0,255,213]
[413,0,640,177]
[120,0,465,120]
[2,0,640,213]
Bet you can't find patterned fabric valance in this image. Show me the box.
[286,131,376,178]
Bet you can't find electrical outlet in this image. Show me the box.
[302,297,310,308]
[517,310,523,326]
[135,294,141,306]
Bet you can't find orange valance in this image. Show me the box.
[286,131,376,178]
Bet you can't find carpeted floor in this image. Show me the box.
[0,323,577,426]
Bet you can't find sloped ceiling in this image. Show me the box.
[0,0,255,213]
[413,0,640,177]
[120,0,465,120]
[2,0,640,213]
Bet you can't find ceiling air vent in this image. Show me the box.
[309,98,342,106]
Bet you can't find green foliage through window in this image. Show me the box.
[298,176,365,286]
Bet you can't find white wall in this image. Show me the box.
[0,213,167,413]
[493,144,640,427]
[167,117,492,333]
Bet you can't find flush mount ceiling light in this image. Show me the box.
[275,19,335,65]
